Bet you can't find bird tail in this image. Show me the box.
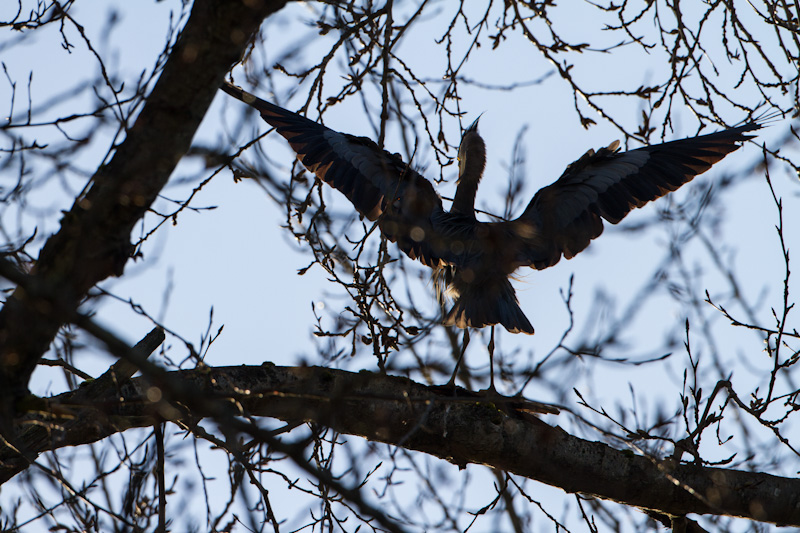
[443,276,534,335]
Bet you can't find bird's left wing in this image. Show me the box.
[221,82,448,266]
[511,123,761,270]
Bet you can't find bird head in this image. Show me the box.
[457,116,487,184]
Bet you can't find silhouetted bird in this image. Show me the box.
[222,82,760,334]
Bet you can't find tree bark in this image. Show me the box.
[0,0,288,429]
[3,364,798,527]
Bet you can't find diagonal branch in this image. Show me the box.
[0,0,288,427]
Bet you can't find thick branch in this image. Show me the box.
[0,0,288,422]
[3,365,798,527]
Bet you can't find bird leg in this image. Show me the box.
[445,328,470,389]
[432,326,559,415]
[487,325,497,394]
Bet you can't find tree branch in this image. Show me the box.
[3,364,797,527]
[0,0,288,427]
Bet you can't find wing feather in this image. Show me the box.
[514,123,760,270]
[222,82,448,266]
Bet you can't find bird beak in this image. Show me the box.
[466,114,482,133]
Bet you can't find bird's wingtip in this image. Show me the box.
[746,109,785,129]
[220,81,260,106]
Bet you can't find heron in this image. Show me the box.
[221,82,760,337]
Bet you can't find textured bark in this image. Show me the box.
[2,364,798,527]
[0,0,288,426]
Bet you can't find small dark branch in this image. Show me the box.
[762,161,794,405]
[37,357,94,381]
[377,0,393,147]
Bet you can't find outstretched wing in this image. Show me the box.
[514,123,760,270]
[222,82,447,266]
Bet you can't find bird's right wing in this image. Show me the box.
[511,123,760,270]
[222,82,448,266]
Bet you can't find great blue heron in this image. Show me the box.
[221,82,760,335]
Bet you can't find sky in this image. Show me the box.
[1,0,798,531]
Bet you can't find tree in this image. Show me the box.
[1,1,798,531]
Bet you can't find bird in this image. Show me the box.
[221,82,760,335]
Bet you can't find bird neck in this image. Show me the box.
[451,172,481,216]
[452,129,487,216]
